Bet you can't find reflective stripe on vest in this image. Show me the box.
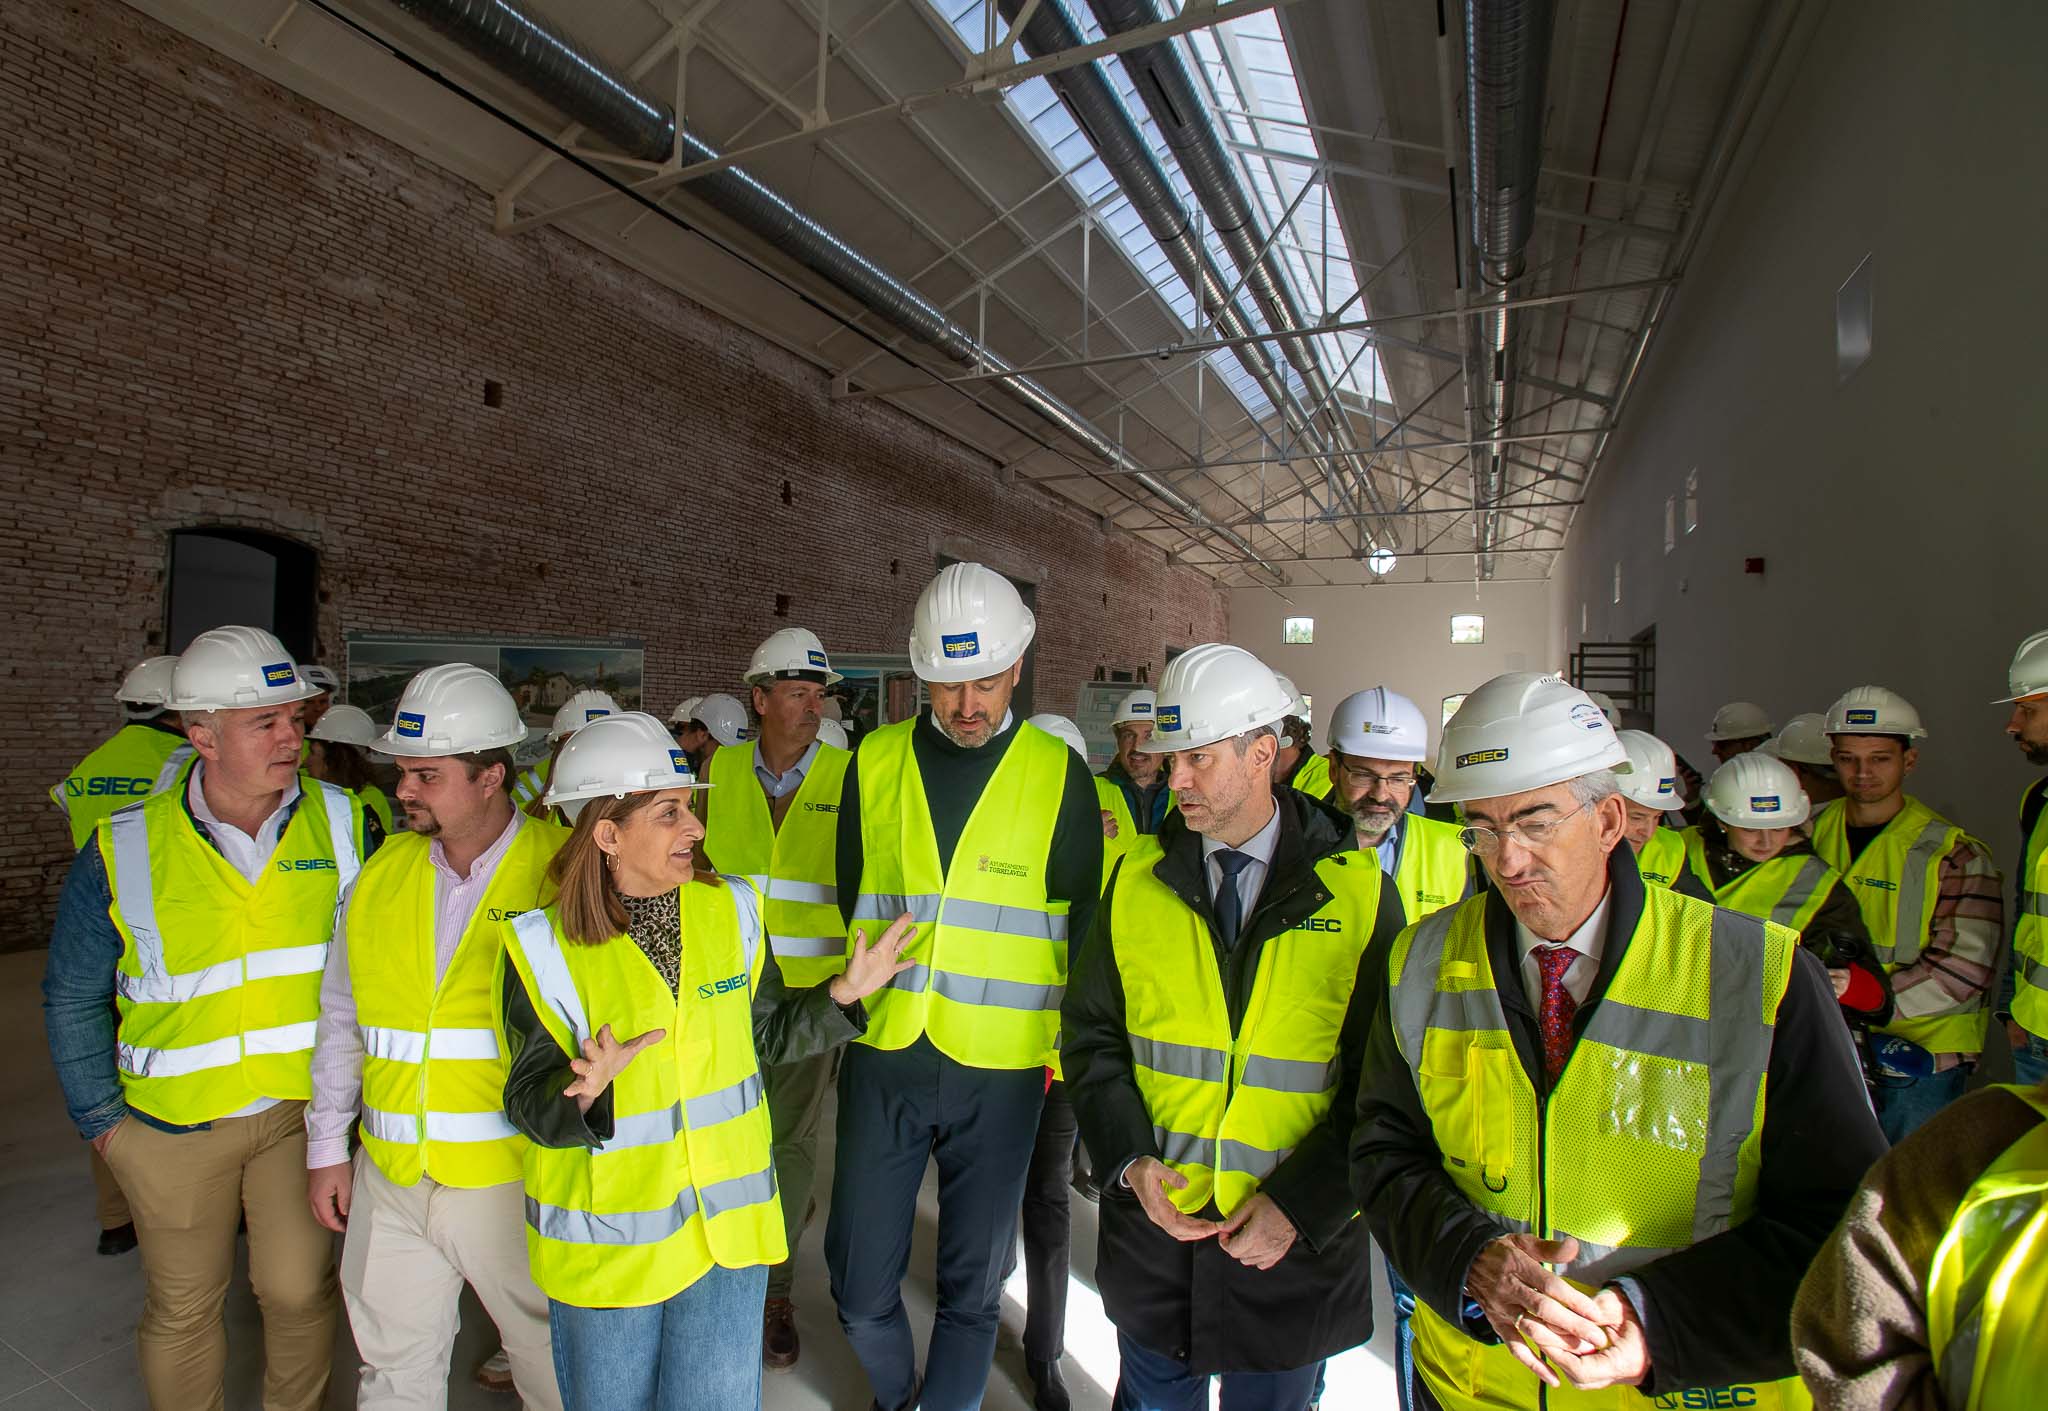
[2013,781,2048,1038]
[1928,1085,2048,1411]
[1390,888,1806,1411]
[850,719,1070,1068]
[701,741,850,986]
[1635,826,1683,887]
[1683,834,1841,935]
[1813,796,1985,1053]
[502,880,781,1305]
[102,778,360,1124]
[1392,813,1469,921]
[1112,839,1378,1216]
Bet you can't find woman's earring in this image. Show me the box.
[602,851,616,871]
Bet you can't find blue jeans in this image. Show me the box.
[1872,1064,1970,1144]
[2014,1030,2048,1087]
[1113,1331,1319,1411]
[549,1262,767,1410]
[1387,1260,1420,1411]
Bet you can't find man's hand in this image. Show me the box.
[1465,1234,1616,1387]
[1216,1193,1296,1269]
[1100,809,1121,841]
[308,1161,353,1234]
[1829,968,1852,1000]
[564,1023,667,1113]
[89,1118,127,1160]
[2009,1019,2034,1052]
[1523,1287,1651,1391]
[1125,1157,1224,1243]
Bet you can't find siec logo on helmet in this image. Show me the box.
[940,632,981,659]
[261,661,296,687]
[668,749,691,776]
[395,712,426,738]
[1749,795,1783,813]
[1156,705,1182,733]
[806,649,828,667]
[1657,776,1677,796]
[1457,747,1510,768]
[1844,707,1879,726]
[586,708,610,720]
[1126,699,1153,716]
[276,858,338,873]
[697,972,748,999]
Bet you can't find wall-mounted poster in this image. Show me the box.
[344,634,645,763]
[828,654,924,747]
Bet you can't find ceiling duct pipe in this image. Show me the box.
[380,0,1287,580]
[997,0,1352,527]
[1462,0,1557,577]
[1084,0,1398,549]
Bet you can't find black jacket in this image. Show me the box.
[1062,787,1408,1373]
[1350,845,1888,1397]
[1100,757,1172,834]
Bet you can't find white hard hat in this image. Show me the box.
[1706,701,1775,743]
[309,704,379,746]
[908,562,1036,683]
[694,692,751,748]
[114,655,181,707]
[1111,690,1158,728]
[1995,629,2048,703]
[745,627,843,686]
[815,718,850,751]
[168,626,323,712]
[301,664,340,694]
[376,664,533,757]
[1141,644,1292,753]
[1328,687,1429,763]
[544,712,708,810]
[1273,673,1311,722]
[548,689,618,744]
[1704,752,1811,828]
[1026,713,1088,759]
[1826,685,1928,741]
[1585,689,1621,727]
[1768,712,1834,766]
[1613,730,1680,810]
[669,695,705,726]
[1427,672,1631,805]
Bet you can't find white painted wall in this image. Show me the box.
[1231,579,1559,759]
[1549,1,2043,863]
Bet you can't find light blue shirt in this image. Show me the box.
[1200,802,1283,920]
[752,738,821,800]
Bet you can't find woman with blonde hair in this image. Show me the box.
[499,712,910,1409]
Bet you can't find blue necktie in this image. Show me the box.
[1213,849,1255,948]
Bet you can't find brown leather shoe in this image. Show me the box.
[762,1297,800,1371]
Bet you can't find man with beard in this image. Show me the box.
[1100,690,1171,839]
[1326,687,1471,924]
[1811,686,2003,1141]
[826,563,1103,1411]
[1996,629,2048,1086]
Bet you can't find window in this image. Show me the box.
[1282,616,1314,644]
[1685,467,1700,534]
[1612,561,1623,606]
[165,528,318,658]
[1450,614,1484,645]
[1663,496,1676,555]
[1441,693,1468,730]
[1367,546,1397,576]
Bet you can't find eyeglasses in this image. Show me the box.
[1336,763,1416,792]
[1458,804,1588,855]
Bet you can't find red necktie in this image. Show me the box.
[1534,945,1579,1083]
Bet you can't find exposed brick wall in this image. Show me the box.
[0,2,1227,942]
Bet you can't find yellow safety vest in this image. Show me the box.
[52,726,192,850]
[1290,752,1334,800]
[1096,775,1135,892]
[347,816,567,1188]
[1635,827,1684,888]
[2011,779,2048,1037]
[101,778,365,1125]
[512,758,550,810]
[356,783,395,836]
[1927,1086,2048,1411]
[1811,796,1985,1054]
[1388,887,1807,1411]
[1391,813,1470,923]
[502,878,784,1308]
[848,719,1070,1069]
[1112,838,1378,1216]
[1681,834,1842,935]
[702,741,851,989]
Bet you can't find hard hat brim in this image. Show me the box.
[1423,751,1633,806]
[544,777,712,807]
[168,678,326,712]
[744,668,845,687]
[1993,688,2048,705]
[373,722,543,758]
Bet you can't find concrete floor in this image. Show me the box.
[0,949,1398,1409]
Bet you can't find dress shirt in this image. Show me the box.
[1513,890,1613,1014]
[1200,802,1283,925]
[753,738,821,800]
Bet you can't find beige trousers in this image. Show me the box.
[90,1145,131,1229]
[339,1151,561,1411]
[101,1099,338,1411]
